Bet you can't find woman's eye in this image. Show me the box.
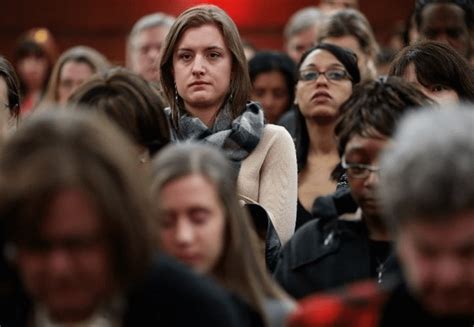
[209,52,221,59]
[430,85,447,92]
[179,53,192,61]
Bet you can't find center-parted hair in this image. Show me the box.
[159,5,251,128]
[150,142,289,324]
[296,43,360,171]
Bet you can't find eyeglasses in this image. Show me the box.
[341,155,380,179]
[299,69,352,82]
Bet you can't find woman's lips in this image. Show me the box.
[311,91,332,102]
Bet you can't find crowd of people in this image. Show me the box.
[0,0,473,325]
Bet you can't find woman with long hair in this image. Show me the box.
[159,4,297,244]
[151,142,295,326]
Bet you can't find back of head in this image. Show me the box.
[0,108,155,288]
[160,4,250,122]
[70,67,170,155]
[380,104,474,230]
[389,41,474,102]
[45,46,110,103]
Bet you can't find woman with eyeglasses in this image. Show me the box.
[293,43,360,230]
[275,77,431,299]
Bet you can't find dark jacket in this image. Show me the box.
[0,255,247,326]
[274,216,399,299]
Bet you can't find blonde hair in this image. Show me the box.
[151,143,290,324]
[43,46,110,103]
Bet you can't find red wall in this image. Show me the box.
[1,0,415,65]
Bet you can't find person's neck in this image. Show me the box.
[305,118,338,156]
[186,104,221,128]
[363,213,391,241]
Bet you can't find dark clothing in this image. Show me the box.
[274,216,399,299]
[276,108,297,139]
[0,254,248,326]
[289,278,473,327]
[296,183,357,232]
[295,199,312,230]
[380,281,473,327]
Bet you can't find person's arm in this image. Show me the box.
[259,125,297,245]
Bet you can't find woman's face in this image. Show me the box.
[57,60,94,105]
[17,55,49,91]
[402,63,460,104]
[295,49,353,122]
[172,24,232,117]
[159,174,226,274]
[251,70,290,123]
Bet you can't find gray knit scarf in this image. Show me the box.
[175,102,265,170]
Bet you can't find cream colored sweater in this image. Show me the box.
[238,124,297,244]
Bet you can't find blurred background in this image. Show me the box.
[0,0,414,65]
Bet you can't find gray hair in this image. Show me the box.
[284,7,326,39]
[128,12,175,47]
[379,103,474,231]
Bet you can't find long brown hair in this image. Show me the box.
[159,5,251,129]
[151,143,290,324]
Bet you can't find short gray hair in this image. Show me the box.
[128,12,175,47]
[379,103,474,231]
[284,7,326,40]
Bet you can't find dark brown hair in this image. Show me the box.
[389,41,474,102]
[0,56,21,119]
[70,68,171,155]
[160,5,251,128]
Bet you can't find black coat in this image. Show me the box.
[0,255,248,326]
[274,217,399,299]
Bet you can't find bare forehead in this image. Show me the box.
[176,24,227,49]
[421,3,467,25]
[300,49,344,69]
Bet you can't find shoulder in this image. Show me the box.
[279,219,365,269]
[253,124,295,157]
[124,254,243,326]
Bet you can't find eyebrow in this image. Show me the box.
[176,46,226,52]
[301,62,345,70]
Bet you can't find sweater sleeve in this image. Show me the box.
[259,125,297,245]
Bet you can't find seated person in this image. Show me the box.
[289,104,474,326]
[274,77,431,299]
[0,109,244,326]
